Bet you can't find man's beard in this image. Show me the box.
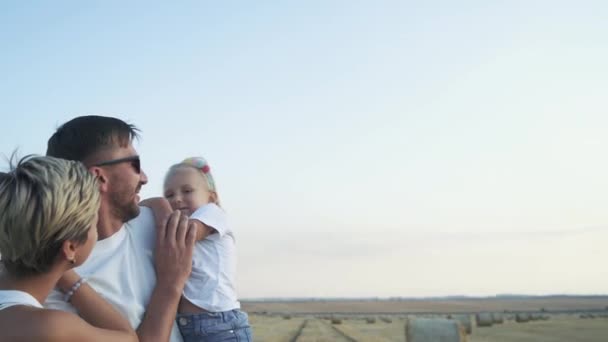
[109,186,140,223]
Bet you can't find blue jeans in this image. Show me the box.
[177,309,253,342]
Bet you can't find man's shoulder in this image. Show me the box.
[119,206,156,251]
[126,206,155,233]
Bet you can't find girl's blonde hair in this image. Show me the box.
[0,155,100,277]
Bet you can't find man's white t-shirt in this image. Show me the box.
[186,203,240,312]
[44,207,183,342]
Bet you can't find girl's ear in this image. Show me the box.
[209,192,219,204]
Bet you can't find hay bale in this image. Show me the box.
[366,317,376,324]
[380,316,392,323]
[491,313,504,324]
[530,313,542,321]
[475,313,493,327]
[406,318,466,342]
[515,313,530,323]
[449,314,472,335]
[282,314,291,320]
[331,318,342,325]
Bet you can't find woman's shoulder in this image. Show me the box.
[1,306,98,341]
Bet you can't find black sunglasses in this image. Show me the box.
[93,155,141,174]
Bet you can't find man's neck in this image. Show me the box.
[97,205,124,240]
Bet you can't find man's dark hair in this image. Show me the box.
[46,115,140,162]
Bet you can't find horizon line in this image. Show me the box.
[241,294,608,301]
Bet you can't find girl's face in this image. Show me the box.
[164,167,215,216]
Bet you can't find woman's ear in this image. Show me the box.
[60,240,78,265]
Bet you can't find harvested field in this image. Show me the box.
[250,315,608,341]
[246,297,608,341]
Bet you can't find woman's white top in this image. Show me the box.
[0,290,43,311]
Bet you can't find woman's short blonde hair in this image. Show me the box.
[0,155,100,277]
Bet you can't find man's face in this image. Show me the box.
[93,143,148,223]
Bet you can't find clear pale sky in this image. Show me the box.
[1,1,607,298]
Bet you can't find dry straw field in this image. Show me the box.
[243,297,608,341]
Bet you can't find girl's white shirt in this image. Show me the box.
[186,203,240,312]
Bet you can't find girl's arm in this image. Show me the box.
[51,270,137,341]
[139,197,173,225]
[189,219,215,241]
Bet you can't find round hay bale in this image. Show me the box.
[366,317,376,324]
[476,313,493,327]
[331,318,342,325]
[406,318,466,342]
[380,316,392,323]
[516,313,530,323]
[530,313,542,321]
[492,313,504,324]
[449,314,472,335]
[282,314,291,320]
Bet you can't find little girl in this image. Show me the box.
[163,157,252,342]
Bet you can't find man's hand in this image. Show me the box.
[137,210,196,341]
[154,210,197,291]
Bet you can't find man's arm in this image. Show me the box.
[136,203,196,342]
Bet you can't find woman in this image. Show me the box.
[0,155,137,341]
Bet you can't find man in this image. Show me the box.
[45,115,195,342]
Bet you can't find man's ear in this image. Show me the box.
[89,167,109,192]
